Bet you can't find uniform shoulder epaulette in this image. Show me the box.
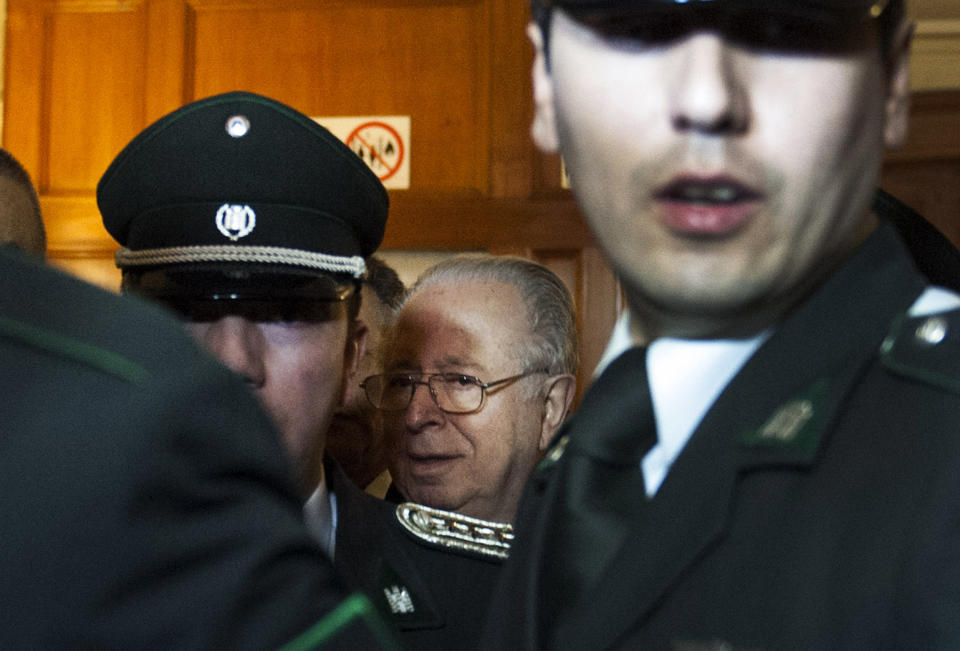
[394,502,514,561]
[880,308,960,395]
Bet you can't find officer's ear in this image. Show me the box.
[340,318,369,407]
[539,373,576,450]
[528,21,560,153]
[884,17,913,148]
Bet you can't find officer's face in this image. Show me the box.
[184,312,358,494]
[530,9,910,337]
[383,281,548,523]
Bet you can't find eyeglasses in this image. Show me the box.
[361,370,548,415]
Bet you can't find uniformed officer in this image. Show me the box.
[327,255,405,496]
[97,91,512,649]
[0,242,396,649]
[482,0,960,648]
[98,90,385,559]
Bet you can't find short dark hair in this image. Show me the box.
[364,256,406,312]
[0,148,45,257]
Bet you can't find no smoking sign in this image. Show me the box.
[313,115,411,190]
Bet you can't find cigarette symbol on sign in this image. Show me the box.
[347,121,405,182]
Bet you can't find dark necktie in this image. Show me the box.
[541,346,657,635]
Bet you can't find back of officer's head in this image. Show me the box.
[0,148,45,259]
[98,91,388,323]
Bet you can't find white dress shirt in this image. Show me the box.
[303,480,339,560]
[596,285,960,497]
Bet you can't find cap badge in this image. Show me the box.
[225,114,250,138]
[215,203,256,241]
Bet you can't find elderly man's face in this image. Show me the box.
[383,280,548,523]
[531,9,909,337]
[184,311,357,494]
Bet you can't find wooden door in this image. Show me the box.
[3,0,620,404]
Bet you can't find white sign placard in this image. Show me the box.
[313,115,410,190]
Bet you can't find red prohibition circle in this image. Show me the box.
[346,121,405,182]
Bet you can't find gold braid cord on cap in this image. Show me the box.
[395,502,515,560]
[114,245,367,279]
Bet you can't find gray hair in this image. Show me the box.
[406,254,579,378]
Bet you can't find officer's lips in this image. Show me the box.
[654,176,763,237]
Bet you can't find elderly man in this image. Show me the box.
[367,254,578,524]
[482,0,960,648]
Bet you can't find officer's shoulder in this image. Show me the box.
[392,502,513,562]
[880,307,960,395]
[0,250,194,384]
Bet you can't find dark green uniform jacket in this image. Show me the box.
[334,468,509,650]
[0,248,396,650]
[481,220,960,650]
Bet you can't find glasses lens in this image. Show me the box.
[366,374,416,411]
[429,374,483,414]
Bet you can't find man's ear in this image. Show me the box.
[528,21,560,153]
[539,374,576,450]
[884,18,914,148]
[340,318,369,407]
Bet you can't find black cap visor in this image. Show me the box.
[129,264,355,323]
[556,1,884,54]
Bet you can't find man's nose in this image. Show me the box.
[404,381,444,431]
[669,33,750,135]
[195,316,267,389]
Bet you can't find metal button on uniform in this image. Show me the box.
[915,316,948,346]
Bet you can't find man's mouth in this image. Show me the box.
[655,177,763,237]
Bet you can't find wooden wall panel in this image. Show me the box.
[185,0,491,193]
[3,0,958,399]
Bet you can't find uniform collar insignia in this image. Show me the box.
[740,379,828,457]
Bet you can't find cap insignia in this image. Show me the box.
[225,114,250,138]
[395,502,514,560]
[215,203,256,241]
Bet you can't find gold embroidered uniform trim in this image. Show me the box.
[395,502,514,560]
[115,245,367,279]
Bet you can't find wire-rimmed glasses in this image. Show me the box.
[361,369,547,414]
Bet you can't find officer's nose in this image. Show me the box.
[405,382,444,432]
[669,33,749,135]
[187,316,266,389]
